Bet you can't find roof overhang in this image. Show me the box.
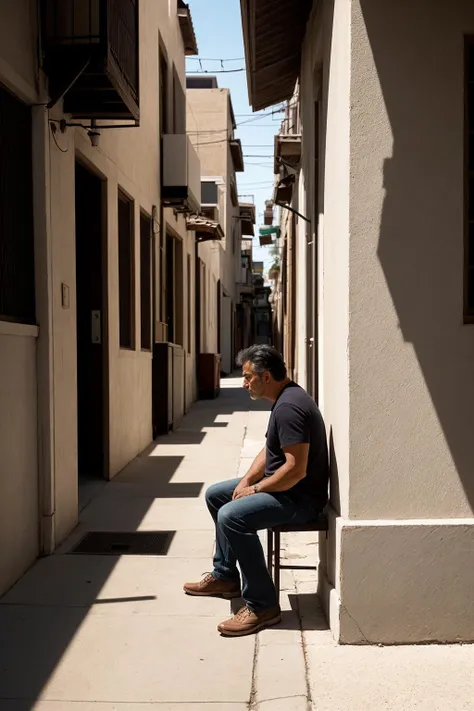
[239,202,256,236]
[230,177,239,208]
[186,215,224,242]
[230,139,244,172]
[274,133,302,174]
[178,1,198,56]
[273,180,294,205]
[240,0,313,110]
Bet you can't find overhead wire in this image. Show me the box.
[188,68,245,74]
[187,57,244,62]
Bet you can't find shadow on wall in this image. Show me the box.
[328,427,341,516]
[361,0,474,513]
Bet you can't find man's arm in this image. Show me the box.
[232,447,266,499]
[234,443,309,498]
[256,443,308,492]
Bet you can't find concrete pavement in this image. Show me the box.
[1,375,474,710]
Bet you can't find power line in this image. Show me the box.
[187,57,244,62]
[187,68,245,74]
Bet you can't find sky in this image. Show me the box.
[185,0,281,272]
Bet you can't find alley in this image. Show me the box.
[0,377,473,710]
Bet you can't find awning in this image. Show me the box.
[230,139,244,172]
[274,133,302,174]
[178,1,198,56]
[239,202,256,237]
[240,0,313,110]
[186,215,224,242]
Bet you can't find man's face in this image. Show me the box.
[242,361,268,400]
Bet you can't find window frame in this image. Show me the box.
[464,37,474,323]
[117,188,136,350]
[139,210,152,352]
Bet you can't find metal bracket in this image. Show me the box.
[275,200,311,224]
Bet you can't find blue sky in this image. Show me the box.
[186,0,281,270]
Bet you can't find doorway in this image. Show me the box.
[75,161,107,483]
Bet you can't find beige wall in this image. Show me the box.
[308,0,474,643]
[298,0,351,515]
[187,88,241,366]
[187,89,229,179]
[0,325,38,594]
[187,87,240,299]
[349,0,474,520]
[0,0,195,593]
[0,0,37,102]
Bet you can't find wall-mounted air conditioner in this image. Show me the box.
[162,134,201,213]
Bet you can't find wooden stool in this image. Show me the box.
[267,513,328,598]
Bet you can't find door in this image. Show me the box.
[75,161,106,479]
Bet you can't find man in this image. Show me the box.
[184,345,329,637]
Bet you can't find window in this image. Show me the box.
[165,233,184,345]
[159,48,169,135]
[465,39,474,322]
[140,211,152,350]
[172,67,186,134]
[0,83,35,324]
[118,190,135,349]
[187,253,192,353]
[201,181,218,205]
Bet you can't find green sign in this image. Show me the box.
[259,226,280,238]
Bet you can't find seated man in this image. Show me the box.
[184,344,329,637]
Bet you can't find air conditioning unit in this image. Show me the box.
[162,134,201,213]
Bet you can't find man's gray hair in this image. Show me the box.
[236,344,287,382]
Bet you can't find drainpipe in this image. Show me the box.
[33,104,56,555]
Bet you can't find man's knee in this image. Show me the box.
[205,480,233,508]
[217,502,236,529]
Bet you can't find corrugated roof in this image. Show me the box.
[178,2,198,56]
[186,215,224,241]
[240,0,313,110]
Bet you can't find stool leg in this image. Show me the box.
[274,530,281,602]
[267,529,273,576]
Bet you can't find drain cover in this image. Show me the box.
[70,531,174,556]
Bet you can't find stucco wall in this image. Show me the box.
[0,0,194,592]
[187,89,229,179]
[349,0,474,519]
[187,87,239,301]
[187,88,240,362]
[0,0,37,101]
[0,326,38,594]
[300,0,351,516]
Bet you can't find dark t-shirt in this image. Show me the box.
[265,381,329,508]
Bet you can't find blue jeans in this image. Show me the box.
[205,477,318,612]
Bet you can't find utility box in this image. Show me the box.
[198,353,221,399]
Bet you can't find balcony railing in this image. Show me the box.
[108,0,139,103]
[42,0,139,120]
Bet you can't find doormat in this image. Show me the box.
[69,531,175,556]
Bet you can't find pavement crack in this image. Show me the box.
[293,576,314,711]
[248,632,260,710]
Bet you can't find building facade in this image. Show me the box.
[187,78,252,376]
[0,0,200,596]
[242,0,474,644]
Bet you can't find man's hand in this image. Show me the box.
[233,486,256,500]
[232,478,252,500]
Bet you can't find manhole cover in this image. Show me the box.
[69,531,174,556]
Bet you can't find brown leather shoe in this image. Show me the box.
[217,604,281,637]
[183,573,241,599]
